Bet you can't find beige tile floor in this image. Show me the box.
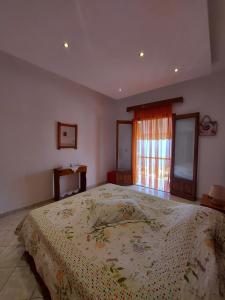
[129,185,200,205]
[0,186,199,300]
[0,208,44,300]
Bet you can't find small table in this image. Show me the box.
[54,165,87,200]
[200,194,225,214]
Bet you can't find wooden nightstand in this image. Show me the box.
[201,194,225,214]
[107,170,132,186]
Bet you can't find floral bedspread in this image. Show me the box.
[19,184,225,300]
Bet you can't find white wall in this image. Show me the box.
[116,69,225,198]
[0,51,116,214]
[1,50,225,213]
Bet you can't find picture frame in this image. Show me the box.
[57,122,78,149]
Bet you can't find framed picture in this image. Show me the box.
[57,122,77,149]
[199,115,217,136]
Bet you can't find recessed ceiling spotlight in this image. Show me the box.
[174,68,179,72]
[63,41,69,48]
[139,51,144,58]
[118,88,122,92]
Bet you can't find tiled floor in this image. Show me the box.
[0,186,199,300]
[129,185,200,205]
[0,208,45,300]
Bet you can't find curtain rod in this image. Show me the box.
[126,97,183,112]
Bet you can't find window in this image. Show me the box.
[133,108,172,192]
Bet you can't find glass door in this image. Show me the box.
[116,120,133,170]
[170,113,199,200]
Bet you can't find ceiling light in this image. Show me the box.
[174,68,179,72]
[139,51,144,58]
[63,41,69,48]
[118,88,122,92]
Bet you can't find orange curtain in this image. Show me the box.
[132,104,172,192]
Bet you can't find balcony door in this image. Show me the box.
[170,113,199,200]
[116,120,133,170]
[132,106,172,192]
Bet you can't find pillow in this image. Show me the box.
[88,198,147,227]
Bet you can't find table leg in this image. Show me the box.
[54,172,60,200]
[79,171,86,193]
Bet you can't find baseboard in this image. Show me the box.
[87,181,107,190]
[0,182,108,219]
[0,198,54,219]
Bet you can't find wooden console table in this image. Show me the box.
[54,165,87,200]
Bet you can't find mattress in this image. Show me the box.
[19,184,225,300]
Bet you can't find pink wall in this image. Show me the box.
[116,69,225,198]
[0,51,116,214]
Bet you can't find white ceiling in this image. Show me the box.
[0,0,212,99]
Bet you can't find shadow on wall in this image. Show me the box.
[60,173,79,195]
[24,170,53,203]
[95,115,101,183]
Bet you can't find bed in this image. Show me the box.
[19,184,225,300]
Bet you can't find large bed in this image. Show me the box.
[19,184,225,300]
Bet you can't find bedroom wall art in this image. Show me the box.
[199,115,217,136]
[57,122,78,149]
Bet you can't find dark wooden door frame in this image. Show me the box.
[170,112,200,200]
[116,120,133,170]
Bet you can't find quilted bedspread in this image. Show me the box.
[19,184,225,300]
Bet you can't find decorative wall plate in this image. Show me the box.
[199,115,217,136]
